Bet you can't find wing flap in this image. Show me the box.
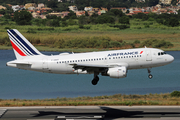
[69,63,128,69]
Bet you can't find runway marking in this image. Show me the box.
[27,119,54,120]
[0,109,7,118]
[56,115,104,120]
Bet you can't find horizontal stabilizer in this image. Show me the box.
[7,60,31,66]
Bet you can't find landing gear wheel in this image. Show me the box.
[92,79,98,85]
[91,76,99,85]
[148,74,153,79]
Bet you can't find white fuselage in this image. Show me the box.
[7,48,174,75]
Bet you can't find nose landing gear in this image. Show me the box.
[147,68,153,79]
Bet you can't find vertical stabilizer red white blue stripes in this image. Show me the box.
[7,29,42,59]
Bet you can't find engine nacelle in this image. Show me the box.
[107,67,127,78]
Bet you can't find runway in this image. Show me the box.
[0,106,180,120]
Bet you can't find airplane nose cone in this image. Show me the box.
[168,55,174,63]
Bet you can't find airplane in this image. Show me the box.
[6,29,174,85]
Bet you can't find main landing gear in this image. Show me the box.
[92,73,99,85]
[147,68,153,79]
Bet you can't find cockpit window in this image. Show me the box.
[158,52,166,56]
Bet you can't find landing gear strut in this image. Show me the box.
[147,68,153,79]
[92,73,99,85]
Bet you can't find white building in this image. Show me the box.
[38,3,45,8]
[84,7,93,11]
[28,7,35,10]
[12,5,21,12]
[68,6,78,12]
[159,0,172,4]
[135,0,145,2]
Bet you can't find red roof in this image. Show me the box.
[133,11,142,13]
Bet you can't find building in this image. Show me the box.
[92,8,100,14]
[0,5,6,10]
[12,5,20,11]
[135,0,145,2]
[25,3,36,9]
[76,11,85,17]
[0,14,3,17]
[84,7,93,11]
[69,6,78,12]
[38,3,45,8]
[28,7,35,10]
[48,11,69,18]
[159,0,172,4]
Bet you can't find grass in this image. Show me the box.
[1,20,180,52]
[0,93,179,106]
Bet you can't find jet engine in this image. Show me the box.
[107,67,127,78]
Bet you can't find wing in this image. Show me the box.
[69,63,128,73]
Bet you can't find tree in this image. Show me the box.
[109,9,125,17]
[166,17,179,27]
[95,14,115,24]
[14,10,32,25]
[119,16,130,24]
[47,0,58,8]
[78,15,88,25]
[51,19,60,27]
[85,11,89,16]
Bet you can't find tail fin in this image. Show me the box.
[7,29,43,59]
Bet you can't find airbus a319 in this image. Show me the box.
[6,29,174,85]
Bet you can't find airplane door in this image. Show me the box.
[42,59,49,71]
[146,51,152,61]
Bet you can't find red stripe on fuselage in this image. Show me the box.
[10,40,26,56]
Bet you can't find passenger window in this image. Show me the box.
[158,52,160,56]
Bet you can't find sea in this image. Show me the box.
[0,50,179,99]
